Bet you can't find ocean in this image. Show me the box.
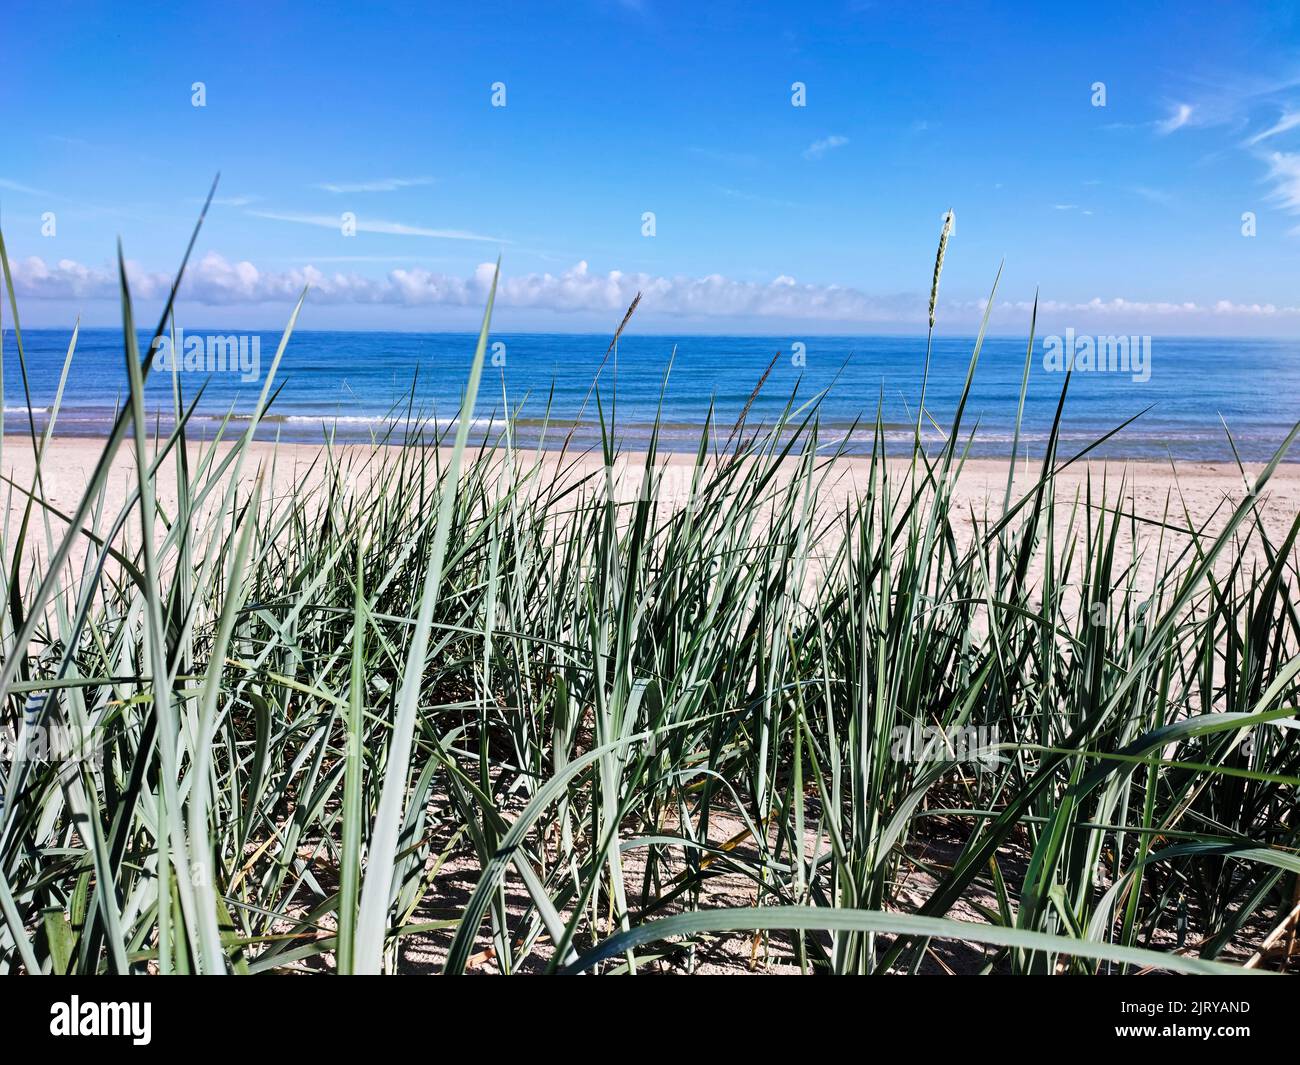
[3,328,1297,462]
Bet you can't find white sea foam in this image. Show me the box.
[282,414,498,429]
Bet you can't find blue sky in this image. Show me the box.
[4,0,1300,335]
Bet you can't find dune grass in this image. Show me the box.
[1,202,1298,975]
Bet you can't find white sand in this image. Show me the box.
[3,437,1297,596]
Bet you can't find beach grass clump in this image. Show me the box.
[0,204,1297,975]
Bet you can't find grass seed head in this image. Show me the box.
[929,209,954,329]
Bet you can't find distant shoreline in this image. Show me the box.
[5,431,1299,472]
[5,427,1298,464]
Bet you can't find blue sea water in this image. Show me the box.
[3,328,1297,461]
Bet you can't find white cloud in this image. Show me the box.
[969,295,1300,319]
[246,209,508,243]
[3,253,913,319]
[1156,103,1194,135]
[803,135,849,160]
[1244,109,1300,146]
[313,177,434,193]
[6,256,173,301]
[1263,150,1300,213]
[8,253,1300,326]
[1147,73,1300,225]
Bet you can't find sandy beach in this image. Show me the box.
[5,435,1297,593]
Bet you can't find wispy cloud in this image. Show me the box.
[802,135,849,160]
[247,209,508,243]
[1156,71,1300,229]
[266,254,459,265]
[47,135,94,149]
[1244,109,1300,146]
[1156,103,1194,135]
[1263,151,1300,214]
[688,147,758,167]
[1157,68,1300,134]
[313,177,435,194]
[1131,185,1174,207]
[717,187,807,209]
[0,178,52,197]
